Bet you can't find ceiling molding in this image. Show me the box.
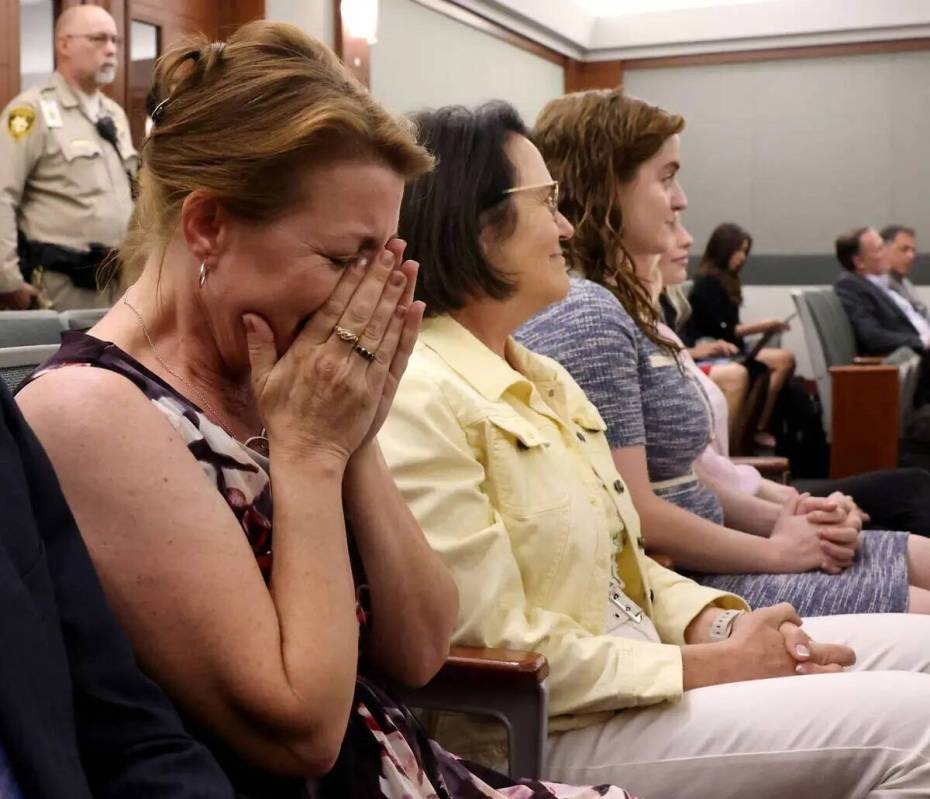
[436,0,930,64]
[595,23,930,62]
[449,0,587,57]
[623,34,930,70]
[409,0,570,64]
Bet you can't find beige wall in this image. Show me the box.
[370,0,564,126]
[265,0,334,47]
[624,50,930,257]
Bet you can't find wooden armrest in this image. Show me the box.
[440,646,549,688]
[829,364,898,375]
[829,364,900,478]
[648,553,675,570]
[852,356,885,365]
[731,455,790,478]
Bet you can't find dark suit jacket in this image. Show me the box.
[0,385,234,799]
[833,270,925,356]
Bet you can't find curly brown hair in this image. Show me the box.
[534,89,684,353]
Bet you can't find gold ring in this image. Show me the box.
[334,325,360,344]
[354,344,376,362]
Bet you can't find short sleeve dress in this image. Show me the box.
[516,277,910,615]
[23,330,638,799]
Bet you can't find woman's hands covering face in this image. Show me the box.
[243,238,424,463]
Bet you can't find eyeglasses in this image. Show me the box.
[66,33,123,47]
[502,180,560,218]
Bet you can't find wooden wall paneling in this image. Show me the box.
[132,0,221,45]
[221,0,265,36]
[0,0,21,109]
[564,58,623,93]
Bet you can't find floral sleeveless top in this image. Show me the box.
[25,331,637,799]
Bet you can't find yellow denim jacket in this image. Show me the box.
[379,316,747,732]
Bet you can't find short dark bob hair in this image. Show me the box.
[400,101,529,317]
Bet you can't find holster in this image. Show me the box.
[17,233,116,291]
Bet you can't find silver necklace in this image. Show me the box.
[122,295,268,453]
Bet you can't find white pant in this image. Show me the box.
[547,614,930,799]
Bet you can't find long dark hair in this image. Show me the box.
[698,223,752,305]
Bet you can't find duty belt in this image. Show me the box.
[18,234,117,291]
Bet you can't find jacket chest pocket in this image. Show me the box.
[484,412,570,514]
[52,131,108,195]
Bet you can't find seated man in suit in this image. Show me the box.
[834,225,930,356]
[883,225,926,319]
[0,380,234,799]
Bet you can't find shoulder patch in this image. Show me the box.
[7,105,36,141]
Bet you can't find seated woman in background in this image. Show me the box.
[517,88,930,616]
[14,23,635,799]
[379,98,930,799]
[659,225,930,538]
[682,223,795,445]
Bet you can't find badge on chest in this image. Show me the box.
[39,99,63,129]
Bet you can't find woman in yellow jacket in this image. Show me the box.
[378,101,930,799]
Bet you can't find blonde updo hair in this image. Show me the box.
[121,21,434,277]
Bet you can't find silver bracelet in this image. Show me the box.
[709,609,746,641]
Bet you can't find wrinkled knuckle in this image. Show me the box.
[314,355,339,380]
[319,299,342,321]
[363,322,385,342]
[346,306,370,327]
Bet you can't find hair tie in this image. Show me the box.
[150,97,170,124]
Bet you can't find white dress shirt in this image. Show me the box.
[865,273,930,344]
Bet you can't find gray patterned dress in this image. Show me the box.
[516,277,909,615]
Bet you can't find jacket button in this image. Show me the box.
[576,431,586,442]
[613,479,625,494]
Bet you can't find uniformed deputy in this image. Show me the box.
[0,5,138,311]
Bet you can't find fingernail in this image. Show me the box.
[390,272,405,286]
[242,314,255,333]
[381,250,394,265]
[795,664,806,674]
[796,644,811,658]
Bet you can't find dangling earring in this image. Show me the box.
[199,261,207,288]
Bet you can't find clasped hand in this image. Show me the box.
[729,604,856,678]
[770,492,862,574]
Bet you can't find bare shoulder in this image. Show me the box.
[17,362,259,586]
[15,364,216,520]
[17,363,175,451]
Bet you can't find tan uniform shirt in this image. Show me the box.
[0,73,139,293]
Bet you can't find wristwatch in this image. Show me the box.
[709,609,746,641]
